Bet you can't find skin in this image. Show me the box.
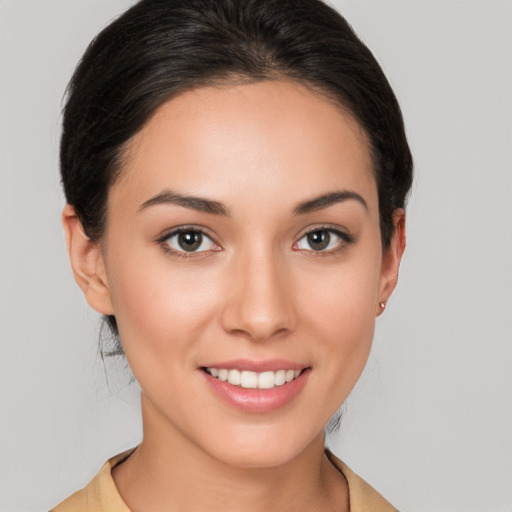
[63,80,405,511]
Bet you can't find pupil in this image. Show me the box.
[178,231,202,251]
[308,230,330,250]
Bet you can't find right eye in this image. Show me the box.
[158,228,220,257]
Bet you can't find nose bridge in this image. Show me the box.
[221,240,295,341]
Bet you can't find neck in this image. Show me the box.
[112,396,348,512]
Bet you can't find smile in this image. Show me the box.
[205,367,302,389]
[200,359,311,412]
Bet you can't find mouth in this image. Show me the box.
[200,362,312,413]
[202,367,305,389]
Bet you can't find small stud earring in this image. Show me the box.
[379,301,386,310]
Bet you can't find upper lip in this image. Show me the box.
[201,359,309,372]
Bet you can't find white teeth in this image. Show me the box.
[206,367,303,389]
[240,371,258,388]
[227,369,241,385]
[258,371,275,389]
[275,369,286,386]
[285,369,295,383]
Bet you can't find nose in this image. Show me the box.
[221,247,296,342]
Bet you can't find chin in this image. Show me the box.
[200,422,324,470]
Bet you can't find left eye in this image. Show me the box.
[162,229,216,253]
[295,229,347,252]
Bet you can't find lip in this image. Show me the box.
[201,358,307,372]
[199,362,312,413]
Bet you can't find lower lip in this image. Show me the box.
[201,368,311,413]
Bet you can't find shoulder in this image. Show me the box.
[326,450,399,512]
[50,449,134,512]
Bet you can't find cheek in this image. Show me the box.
[105,249,220,365]
[298,249,380,332]
[296,252,381,393]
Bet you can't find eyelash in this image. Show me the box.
[293,226,354,257]
[156,225,354,260]
[157,226,220,260]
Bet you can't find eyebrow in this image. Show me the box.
[139,189,367,216]
[292,190,368,215]
[139,191,230,216]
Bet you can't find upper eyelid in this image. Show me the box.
[157,227,219,258]
[157,225,218,243]
[294,223,352,241]
[156,223,352,248]
[294,226,355,255]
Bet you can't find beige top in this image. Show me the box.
[51,448,397,511]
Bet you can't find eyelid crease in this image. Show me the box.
[293,223,354,243]
[156,224,219,244]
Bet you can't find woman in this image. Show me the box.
[52,0,411,510]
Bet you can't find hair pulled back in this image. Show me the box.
[61,0,413,349]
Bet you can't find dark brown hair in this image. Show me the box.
[61,0,413,350]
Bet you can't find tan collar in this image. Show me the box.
[326,450,398,512]
[53,447,397,511]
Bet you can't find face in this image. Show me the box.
[78,81,402,468]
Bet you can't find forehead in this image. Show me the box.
[112,80,377,216]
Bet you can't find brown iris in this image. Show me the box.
[178,231,203,251]
[307,230,330,251]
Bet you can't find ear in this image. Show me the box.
[377,209,406,316]
[62,204,114,315]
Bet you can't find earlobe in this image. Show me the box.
[62,204,114,315]
[377,209,406,315]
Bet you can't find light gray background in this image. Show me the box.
[1,1,511,511]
